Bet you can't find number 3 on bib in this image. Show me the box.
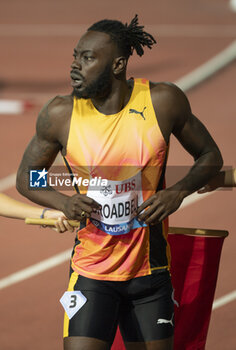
[60,291,87,319]
[69,294,77,308]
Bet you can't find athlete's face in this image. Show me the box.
[70,31,115,99]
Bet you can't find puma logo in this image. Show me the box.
[129,107,146,120]
[157,313,174,327]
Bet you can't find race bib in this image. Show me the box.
[87,172,146,235]
[60,291,87,319]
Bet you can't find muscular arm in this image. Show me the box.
[16,96,100,219]
[138,83,223,223]
[16,97,68,211]
[171,113,223,195]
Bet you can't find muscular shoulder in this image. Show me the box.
[150,82,191,116]
[36,95,73,144]
[149,82,192,139]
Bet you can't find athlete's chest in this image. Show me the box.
[67,105,166,167]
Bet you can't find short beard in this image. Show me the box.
[73,64,112,100]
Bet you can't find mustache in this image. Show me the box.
[70,70,84,80]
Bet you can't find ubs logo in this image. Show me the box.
[115,179,136,194]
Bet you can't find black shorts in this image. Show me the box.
[63,270,174,343]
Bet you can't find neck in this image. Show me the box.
[91,79,133,115]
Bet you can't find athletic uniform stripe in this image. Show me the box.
[63,272,79,338]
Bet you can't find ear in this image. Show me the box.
[112,57,127,75]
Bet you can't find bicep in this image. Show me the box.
[19,101,62,169]
[173,114,220,160]
[19,134,60,169]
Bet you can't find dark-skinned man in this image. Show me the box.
[17,15,223,350]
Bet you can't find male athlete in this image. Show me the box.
[16,15,223,350]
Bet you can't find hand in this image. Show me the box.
[63,194,101,221]
[54,216,75,233]
[44,209,74,233]
[137,189,184,224]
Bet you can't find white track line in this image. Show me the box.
[0,100,31,115]
[0,40,235,309]
[179,191,212,210]
[229,0,236,12]
[0,24,235,38]
[0,250,71,290]
[175,40,236,91]
[213,290,236,310]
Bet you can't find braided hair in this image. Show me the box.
[87,14,156,58]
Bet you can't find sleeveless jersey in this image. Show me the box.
[64,78,171,281]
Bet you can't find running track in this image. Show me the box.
[0,1,235,349]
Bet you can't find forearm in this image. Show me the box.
[169,149,223,199]
[0,193,63,219]
[0,193,43,219]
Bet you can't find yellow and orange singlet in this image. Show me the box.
[64,78,171,281]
